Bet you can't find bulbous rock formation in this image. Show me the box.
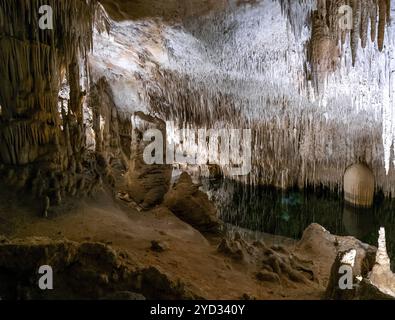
[344,163,375,208]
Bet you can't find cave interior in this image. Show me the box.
[0,0,395,301]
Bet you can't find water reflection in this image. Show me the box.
[203,178,395,267]
[342,206,378,240]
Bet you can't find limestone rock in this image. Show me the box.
[164,173,221,233]
[126,113,172,210]
[357,279,395,300]
[255,270,281,284]
[325,227,395,300]
[369,228,395,297]
[217,231,316,285]
[297,223,377,279]
[0,237,197,300]
[150,240,169,253]
[217,238,244,261]
[325,249,359,300]
[133,266,202,300]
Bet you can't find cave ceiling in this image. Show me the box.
[99,0,231,21]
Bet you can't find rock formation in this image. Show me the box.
[0,237,199,300]
[0,0,103,211]
[343,163,375,208]
[307,0,391,76]
[125,112,172,210]
[218,231,317,285]
[99,0,230,22]
[297,223,377,277]
[164,172,221,233]
[1,0,395,302]
[369,228,395,297]
[325,227,395,300]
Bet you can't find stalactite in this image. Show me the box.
[378,0,388,51]
[370,0,378,41]
[88,1,395,197]
[309,11,339,85]
[360,0,369,48]
[307,0,391,77]
[351,0,362,65]
[0,0,103,205]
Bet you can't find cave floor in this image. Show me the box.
[0,190,330,300]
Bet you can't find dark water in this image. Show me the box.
[204,178,395,267]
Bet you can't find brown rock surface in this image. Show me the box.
[218,231,317,286]
[125,113,172,210]
[100,0,229,21]
[368,228,395,298]
[0,236,197,300]
[296,223,377,287]
[164,173,221,233]
[324,228,395,300]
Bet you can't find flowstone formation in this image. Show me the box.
[0,0,101,212]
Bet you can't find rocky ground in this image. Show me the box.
[0,173,393,300]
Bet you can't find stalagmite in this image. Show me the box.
[369,228,395,297]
